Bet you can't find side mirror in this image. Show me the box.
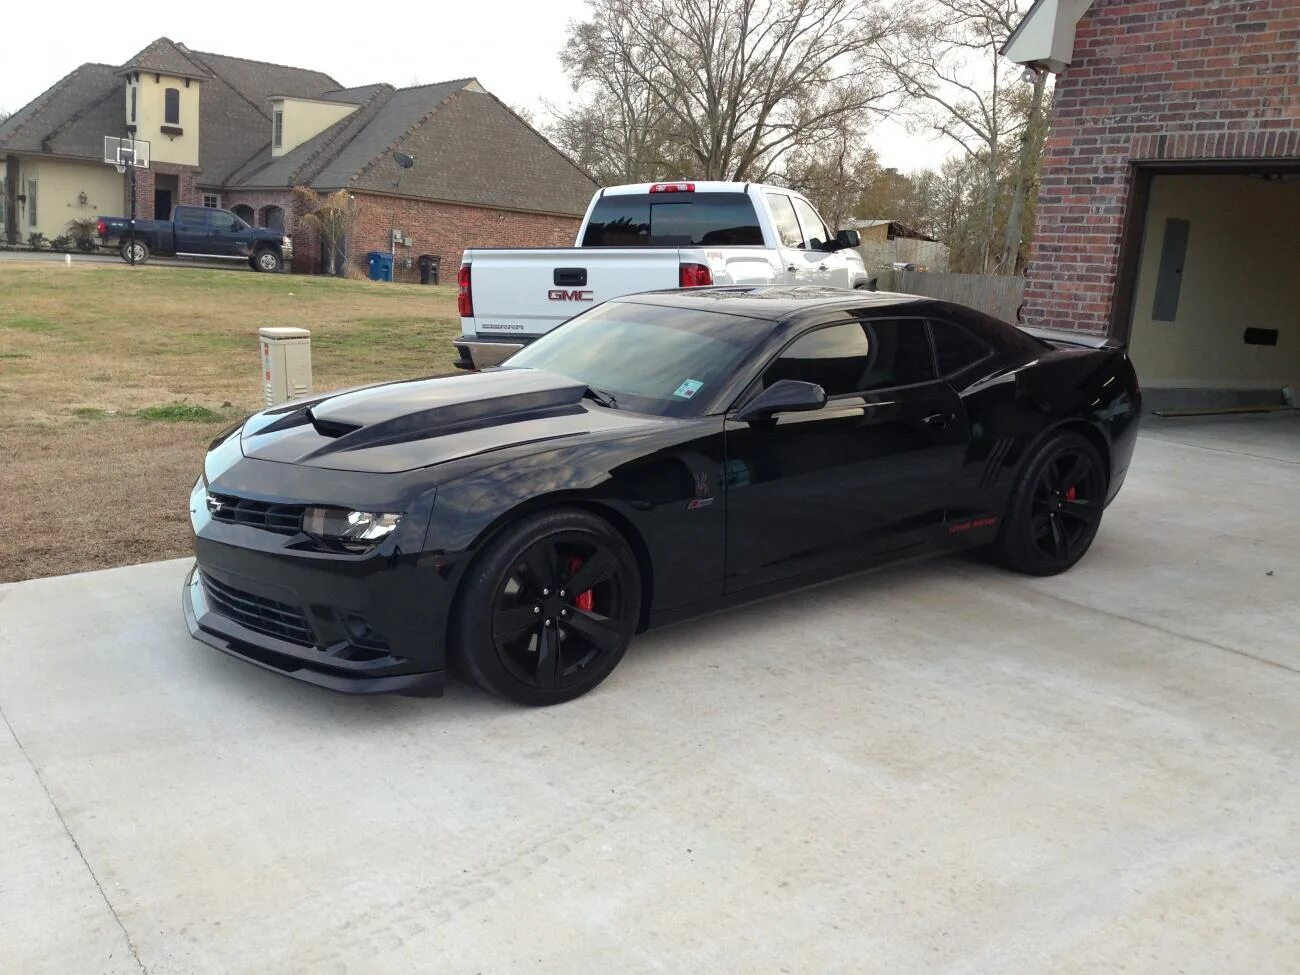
[834,228,860,251]
[736,380,827,423]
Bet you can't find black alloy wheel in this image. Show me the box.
[454,509,640,705]
[996,431,1106,576]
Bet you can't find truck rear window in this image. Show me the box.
[581,192,763,247]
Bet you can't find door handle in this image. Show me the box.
[922,411,954,429]
[818,264,828,271]
[786,264,798,273]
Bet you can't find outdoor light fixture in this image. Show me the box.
[78,191,88,205]
[1022,67,1040,84]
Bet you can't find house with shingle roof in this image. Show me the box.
[0,37,597,278]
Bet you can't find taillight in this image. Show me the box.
[96,220,107,236]
[457,264,473,317]
[650,182,695,193]
[679,262,713,287]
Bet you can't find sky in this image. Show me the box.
[0,0,954,175]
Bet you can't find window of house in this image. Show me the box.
[273,109,284,148]
[202,193,220,209]
[928,320,992,377]
[164,88,180,125]
[762,320,935,397]
[26,178,37,228]
[0,175,6,230]
[130,86,137,123]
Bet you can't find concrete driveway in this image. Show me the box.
[2,415,1297,973]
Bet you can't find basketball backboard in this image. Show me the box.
[104,136,151,173]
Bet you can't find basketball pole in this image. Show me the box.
[127,151,137,267]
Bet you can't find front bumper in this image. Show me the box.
[183,545,449,696]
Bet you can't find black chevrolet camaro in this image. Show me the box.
[185,287,1141,705]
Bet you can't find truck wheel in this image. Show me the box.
[253,248,282,273]
[121,240,149,265]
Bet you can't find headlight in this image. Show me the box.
[302,507,402,543]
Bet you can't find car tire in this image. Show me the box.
[994,431,1107,576]
[253,248,282,273]
[452,508,641,706]
[120,240,149,265]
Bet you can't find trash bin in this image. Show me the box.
[366,251,394,282]
[418,254,439,285]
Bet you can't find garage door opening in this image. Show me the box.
[1116,167,1300,413]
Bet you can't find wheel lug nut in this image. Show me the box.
[542,588,550,597]
[532,606,541,614]
[560,609,568,617]
[559,590,566,598]
[544,619,553,627]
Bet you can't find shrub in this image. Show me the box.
[66,218,98,252]
[50,235,72,251]
[26,232,47,249]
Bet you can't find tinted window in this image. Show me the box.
[763,320,935,397]
[930,320,992,376]
[164,88,180,125]
[503,301,766,416]
[208,210,241,232]
[791,196,831,249]
[582,192,763,247]
[765,193,804,248]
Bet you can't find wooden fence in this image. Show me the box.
[875,269,1027,324]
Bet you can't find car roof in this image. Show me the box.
[612,286,931,322]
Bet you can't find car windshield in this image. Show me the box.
[501,300,767,417]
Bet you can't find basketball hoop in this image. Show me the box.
[114,164,127,174]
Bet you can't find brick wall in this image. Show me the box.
[1023,0,1300,334]
[349,193,582,282]
[218,189,311,270]
[126,162,200,219]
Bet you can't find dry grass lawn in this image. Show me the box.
[0,262,460,582]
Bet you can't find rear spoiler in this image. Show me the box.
[1019,326,1124,351]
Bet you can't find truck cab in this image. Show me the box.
[454,181,867,369]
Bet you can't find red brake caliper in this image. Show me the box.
[567,556,594,611]
[1065,486,1078,501]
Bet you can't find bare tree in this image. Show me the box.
[292,187,363,277]
[882,0,1035,272]
[780,119,880,232]
[560,0,901,181]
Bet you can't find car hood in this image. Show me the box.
[239,369,661,474]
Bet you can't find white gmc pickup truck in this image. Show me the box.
[452,181,871,369]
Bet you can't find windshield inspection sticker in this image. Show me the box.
[673,379,704,400]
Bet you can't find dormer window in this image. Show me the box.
[164,88,180,125]
[273,108,284,149]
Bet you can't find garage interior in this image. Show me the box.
[1119,168,1300,415]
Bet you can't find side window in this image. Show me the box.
[929,320,992,376]
[209,211,239,232]
[164,88,181,126]
[791,197,830,250]
[763,320,937,397]
[764,323,868,396]
[765,193,804,249]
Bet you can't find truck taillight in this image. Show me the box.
[650,182,695,193]
[457,264,473,317]
[96,220,106,237]
[679,262,712,288]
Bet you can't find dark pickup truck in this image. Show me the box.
[97,205,293,272]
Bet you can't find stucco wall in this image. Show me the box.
[1128,174,1300,390]
[127,73,201,167]
[10,155,124,241]
[272,98,358,156]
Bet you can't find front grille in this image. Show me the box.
[208,493,305,534]
[201,572,316,647]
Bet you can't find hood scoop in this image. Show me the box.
[241,369,596,472]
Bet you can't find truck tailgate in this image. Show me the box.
[467,248,685,337]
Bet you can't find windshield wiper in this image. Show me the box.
[583,386,619,410]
